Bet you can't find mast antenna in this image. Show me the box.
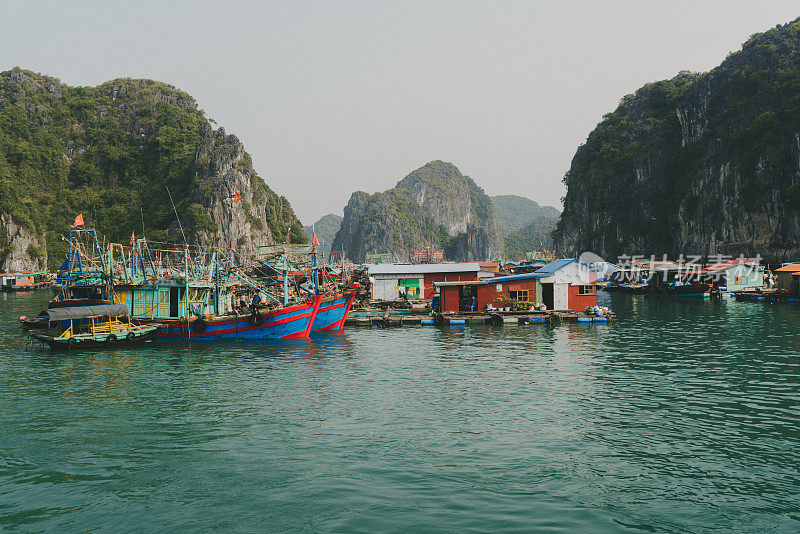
[166,186,188,247]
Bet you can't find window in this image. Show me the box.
[578,285,596,295]
[510,290,529,302]
[734,276,743,285]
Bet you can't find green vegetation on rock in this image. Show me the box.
[332,161,503,262]
[554,17,800,262]
[304,213,343,258]
[492,195,560,235]
[0,67,304,269]
[503,216,557,260]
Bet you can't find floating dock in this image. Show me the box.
[345,310,614,327]
[733,291,800,303]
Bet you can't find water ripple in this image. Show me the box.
[0,291,798,532]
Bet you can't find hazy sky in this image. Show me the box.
[3,1,799,223]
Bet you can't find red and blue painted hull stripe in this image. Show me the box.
[312,290,357,332]
[157,296,323,340]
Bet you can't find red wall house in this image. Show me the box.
[424,272,479,300]
[435,260,598,312]
[568,284,597,311]
[436,278,540,313]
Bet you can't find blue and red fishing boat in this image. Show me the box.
[155,295,324,340]
[311,285,359,332]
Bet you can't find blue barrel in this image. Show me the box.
[421,318,435,325]
[528,316,546,323]
[593,317,608,322]
[449,319,466,325]
[577,317,592,322]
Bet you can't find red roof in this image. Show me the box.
[775,263,800,273]
[703,259,760,272]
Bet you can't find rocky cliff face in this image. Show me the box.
[332,161,503,262]
[190,125,304,257]
[0,67,305,269]
[554,18,800,263]
[0,214,47,271]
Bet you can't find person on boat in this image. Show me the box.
[251,292,262,312]
[431,291,440,313]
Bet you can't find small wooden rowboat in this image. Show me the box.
[30,304,159,349]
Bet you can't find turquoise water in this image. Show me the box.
[1,291,799,532]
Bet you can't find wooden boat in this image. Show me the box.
[30,304,159,349]
[311,285,359,332]
[603,283,648,294]
[660,282,712,297]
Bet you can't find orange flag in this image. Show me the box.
[130,231,135,246]
[233,191,241,203]
[312,228,320,247]
[72,213,84,227]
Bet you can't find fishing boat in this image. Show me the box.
[653,281,713,297]
[154,296,323,340]
[29,304,159,349]
[51,226,360,340]
[311,286,359,332]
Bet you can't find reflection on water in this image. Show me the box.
[1,291,799,532]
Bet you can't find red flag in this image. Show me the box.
[130,231,135,246]
[72,213,84,227]
[234,191,241,203]
[312,228,320,247]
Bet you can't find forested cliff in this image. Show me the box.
[0,68,305,270]
[554,18,800,262]
[332,161,503,262]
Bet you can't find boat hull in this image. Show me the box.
[31,327,158,350]
[152,296,323,340]
[311,290,358,332]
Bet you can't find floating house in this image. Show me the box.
[434,259,597,312]
[367,263,493,300]
[0,271,34,290]
[703,260,764,291]
[774,263,800,292]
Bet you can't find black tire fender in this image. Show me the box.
[126,332,135,340]
[67,337,78,346]
[250,312,264,326]
[192,318,207,333]
[107,334,117,343]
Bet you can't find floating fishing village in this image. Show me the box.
[4,215,792,349]
[4,5,800,533]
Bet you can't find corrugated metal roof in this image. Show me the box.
[368,263,481,275]
[533,258,579,276]
[487,272,544,282]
